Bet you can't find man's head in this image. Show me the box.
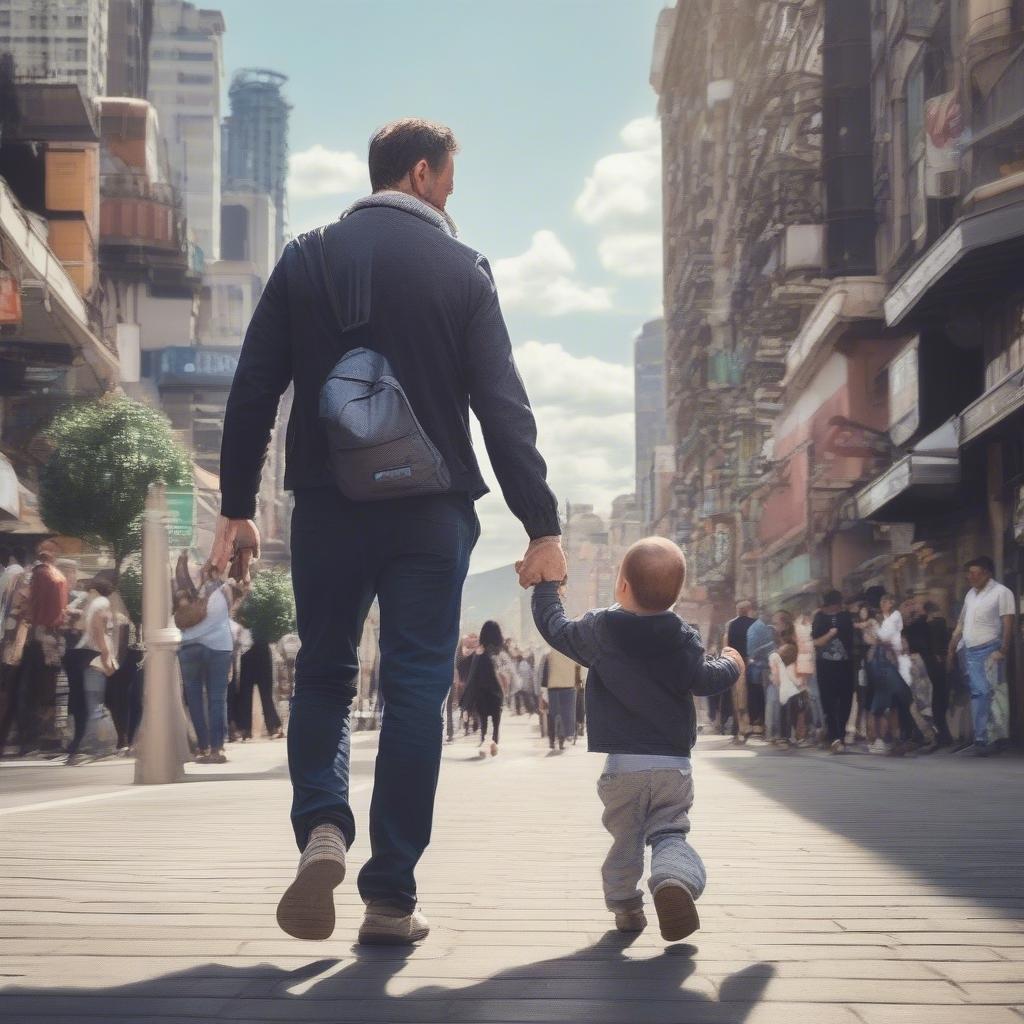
[615,537,687,614]
[36,539,60,564]
[368,118,459,211]
[965,556,995,591]
[821,589,843,613]
[736,599,754,618]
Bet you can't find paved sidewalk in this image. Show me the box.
[1,714,1023,1023]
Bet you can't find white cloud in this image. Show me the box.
[574,116,661,226]
[492,230,613,315]
[597,231,662,278]
[469,341,634,573]
[287,145,368,199]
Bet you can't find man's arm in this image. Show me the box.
[464,261,561,551]
[531,581,598,669]
[995,612,1015,662]
[212,249,293,573]
[947,604,967,667]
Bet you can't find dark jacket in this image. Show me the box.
[532,582,740,757]
[219,197,560,540]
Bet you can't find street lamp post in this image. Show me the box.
[133,484,191,784]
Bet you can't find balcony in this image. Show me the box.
[100,174,182,252]
[706,349,745,388]
[694,528,734,585]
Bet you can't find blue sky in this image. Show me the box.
[216,0,667,570]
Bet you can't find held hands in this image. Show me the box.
[515,536,567,589]
[207,515,261,585]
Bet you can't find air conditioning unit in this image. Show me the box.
[926,167,960,198]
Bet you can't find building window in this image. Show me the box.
[67,15,85,28]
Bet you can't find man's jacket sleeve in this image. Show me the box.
[465,259,560,540]
[532,581,598,668]
[220,249,293,520]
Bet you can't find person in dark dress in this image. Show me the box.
[811,589,856,753]
[459,621,511,757]
[923,601,953,745]
[721,600,757,737]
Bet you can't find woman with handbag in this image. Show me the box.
[65,575,117,765]
[174,554,237,765]
[460,620,513,758]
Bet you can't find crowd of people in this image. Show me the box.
[0,540,295,765]
[448,619,585,758]
[713,556,1014,758]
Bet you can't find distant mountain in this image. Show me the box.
[460,563,520,632]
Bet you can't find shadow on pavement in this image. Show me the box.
[0,933,773,1022]
[704,735,1024,917]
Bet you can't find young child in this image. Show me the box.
[531,536,743,942]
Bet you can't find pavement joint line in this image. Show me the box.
[0,777,370,818]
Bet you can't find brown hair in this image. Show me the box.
[368,118,459,192]
[620,537,687,612]
[777,643,798,667]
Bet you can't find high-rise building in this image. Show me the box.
[147,0,223,261]
[634,318,666,530]
[0,0,109,99]
[223,68,290,257]
[106,0,152,98]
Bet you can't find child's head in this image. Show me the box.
[777,643,798,667]
[615,537,686,614]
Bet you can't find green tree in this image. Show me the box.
[237,568,296,646]
[38,395,191,578]
[118,561,143,628]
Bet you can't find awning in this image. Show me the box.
[885,194,1024,327]
[0,480,50,535]
[959,367,1024,445]
[856,419,961,520]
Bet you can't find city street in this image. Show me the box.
[1,716,1022,1023]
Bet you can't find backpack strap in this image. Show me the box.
[318,228,347,332]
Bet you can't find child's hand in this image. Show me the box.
[721,646,745,675]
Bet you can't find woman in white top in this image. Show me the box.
[65,576,116,764]
[177,566,237,764]
[768,643,805,746]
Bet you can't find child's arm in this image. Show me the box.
[531,581,599,668]
[686,645,743,697]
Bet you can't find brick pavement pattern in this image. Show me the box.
[1,716,1023,1023]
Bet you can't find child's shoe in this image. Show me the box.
[613,907,647,933]
[652,880,700,942]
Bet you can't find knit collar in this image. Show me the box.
[343,190,458,237]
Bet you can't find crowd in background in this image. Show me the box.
[0,541,296,765]
[712,556,1014,758]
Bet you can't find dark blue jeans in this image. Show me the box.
[288,487,478,911]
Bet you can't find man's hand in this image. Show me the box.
[721,646,745,676]
[208,515,261,584]
[515,536,566,589]
[991,650,1006,664]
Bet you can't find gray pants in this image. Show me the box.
[597,769,706,912]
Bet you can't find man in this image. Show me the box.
[209,119,566,945]
[722,600,757,739]
[541,643,580,752]
[946,557,1015,756]
[811,589,856,754]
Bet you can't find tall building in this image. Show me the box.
[106,0,152,98]
[147,0,223,261]
[223,68,290,256]
[0,0,109,99]
[634,318,666,530]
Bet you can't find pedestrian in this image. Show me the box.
[794,606,825,743]
[765,611,795,743]
[176,564,237,765]
[0,546,27,756]
[541,593,580,753]
[65,575,118,764]
[768,642,805,746]
[512,649,536,715]
[532,537,743,941]
[721,599,756,740]
[945,556,1015,756]
[214,119,565,946]
[922,601,953,746]
[743,609,774,744]
[460,620,512,758]
[811,589,856,754]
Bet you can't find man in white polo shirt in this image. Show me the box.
[946,556,1016,756]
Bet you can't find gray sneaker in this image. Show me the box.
[357,902,430,945]
[276,823,347,940]
[613,907,648,933]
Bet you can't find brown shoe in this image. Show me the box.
[652,881,700,942]
[276,824,347,940]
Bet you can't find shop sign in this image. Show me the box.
[0,270,21,325]
[960,369,1024,444]
[889,337,921,446]
[857,457,912,519]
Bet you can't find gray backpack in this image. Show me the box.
[316,233,451,502]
